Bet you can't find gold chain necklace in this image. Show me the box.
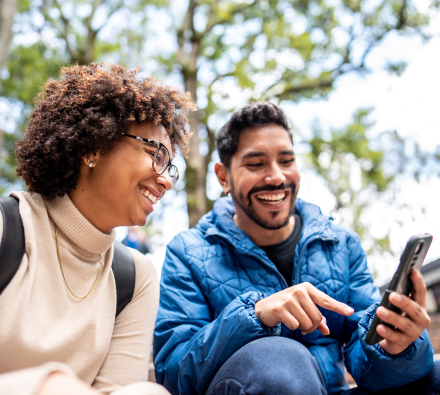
[55,224,102,299]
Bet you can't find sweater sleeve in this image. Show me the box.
[153,235,280,395]
[92,249,162,394]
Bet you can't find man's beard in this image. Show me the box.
[230,179,297,230]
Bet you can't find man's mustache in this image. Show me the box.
[247,183,296,197]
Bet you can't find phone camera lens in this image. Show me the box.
[414,242,423,255]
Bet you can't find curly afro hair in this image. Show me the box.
[216,102,293,168]
[16,63,196,200]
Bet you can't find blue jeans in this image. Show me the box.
[206,337,440,395]
[206,337,326,395]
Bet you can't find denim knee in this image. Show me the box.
[207,337,326,395]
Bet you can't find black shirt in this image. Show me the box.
[260,214,303,287]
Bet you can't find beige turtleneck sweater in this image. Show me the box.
[0,192,169,395]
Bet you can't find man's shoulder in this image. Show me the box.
[297,198,360,242]
[328,221,360,242]
[169,226,210,247]
[166,225,226,261]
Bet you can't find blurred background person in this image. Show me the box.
[123,227,151,255]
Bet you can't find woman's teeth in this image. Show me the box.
[142,189,157,204]
[256,192,286,205]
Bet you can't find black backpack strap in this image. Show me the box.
[112,240,136,317]
[0,196,25,295]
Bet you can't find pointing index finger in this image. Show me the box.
[308,285,354,316]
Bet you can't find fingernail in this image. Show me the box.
[379,325,387,333]
[344,307,354,314]
[379,308,389,317]
[393,293,402,303]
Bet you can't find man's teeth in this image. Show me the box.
[142,189,157,204]
[256,192,285,205]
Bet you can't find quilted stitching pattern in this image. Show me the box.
[154,197,433,395]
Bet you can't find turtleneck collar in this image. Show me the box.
[45,194,116,256]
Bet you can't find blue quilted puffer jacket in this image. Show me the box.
[154,197,433,395]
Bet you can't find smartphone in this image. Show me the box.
[365,233,433,346]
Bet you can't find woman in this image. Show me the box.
[0,63,196,395]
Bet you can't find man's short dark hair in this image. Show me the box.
[216,102,293,168]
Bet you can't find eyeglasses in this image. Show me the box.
[120,133,179,188]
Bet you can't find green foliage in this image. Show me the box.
[0,0,168,192]
[1,43,66,103]
[306,108,394,254]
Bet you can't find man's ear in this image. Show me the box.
[215,162,231,195]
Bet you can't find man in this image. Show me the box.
[154,102,436,395]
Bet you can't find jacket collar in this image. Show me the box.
[197,196,338,255]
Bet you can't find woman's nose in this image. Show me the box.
[156,170,174,192]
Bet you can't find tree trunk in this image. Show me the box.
[0,0,18,185]
[0,0,18,70]
[184,73,208,228]
[179,0,208,228]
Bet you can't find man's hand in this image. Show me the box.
[255,282,354,335]
[377,269,431,355]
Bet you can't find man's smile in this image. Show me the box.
[255,190,289,205]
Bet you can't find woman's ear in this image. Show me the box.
[82,154,97,168]
[214,162,231,195]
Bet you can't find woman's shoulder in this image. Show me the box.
[9,191,46,208]
[0,191,46,247]
[9,191,48,224]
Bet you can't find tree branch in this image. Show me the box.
[202,2,252,36]
[84,0,103,33]
[95,1,124,33]
[47,0,78,61]
[268,0,414,101]
[204,124,216,169]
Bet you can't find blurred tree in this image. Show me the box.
[0,0,166,191]
[306,106,440,257]
[307,108,392,255]
[0,0,19,182]
[1,0,439,255]
[158,0,437,227]
[0,0,18,70]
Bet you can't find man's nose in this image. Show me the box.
[264,163,286,185]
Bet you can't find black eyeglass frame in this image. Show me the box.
[120,132,179,186]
